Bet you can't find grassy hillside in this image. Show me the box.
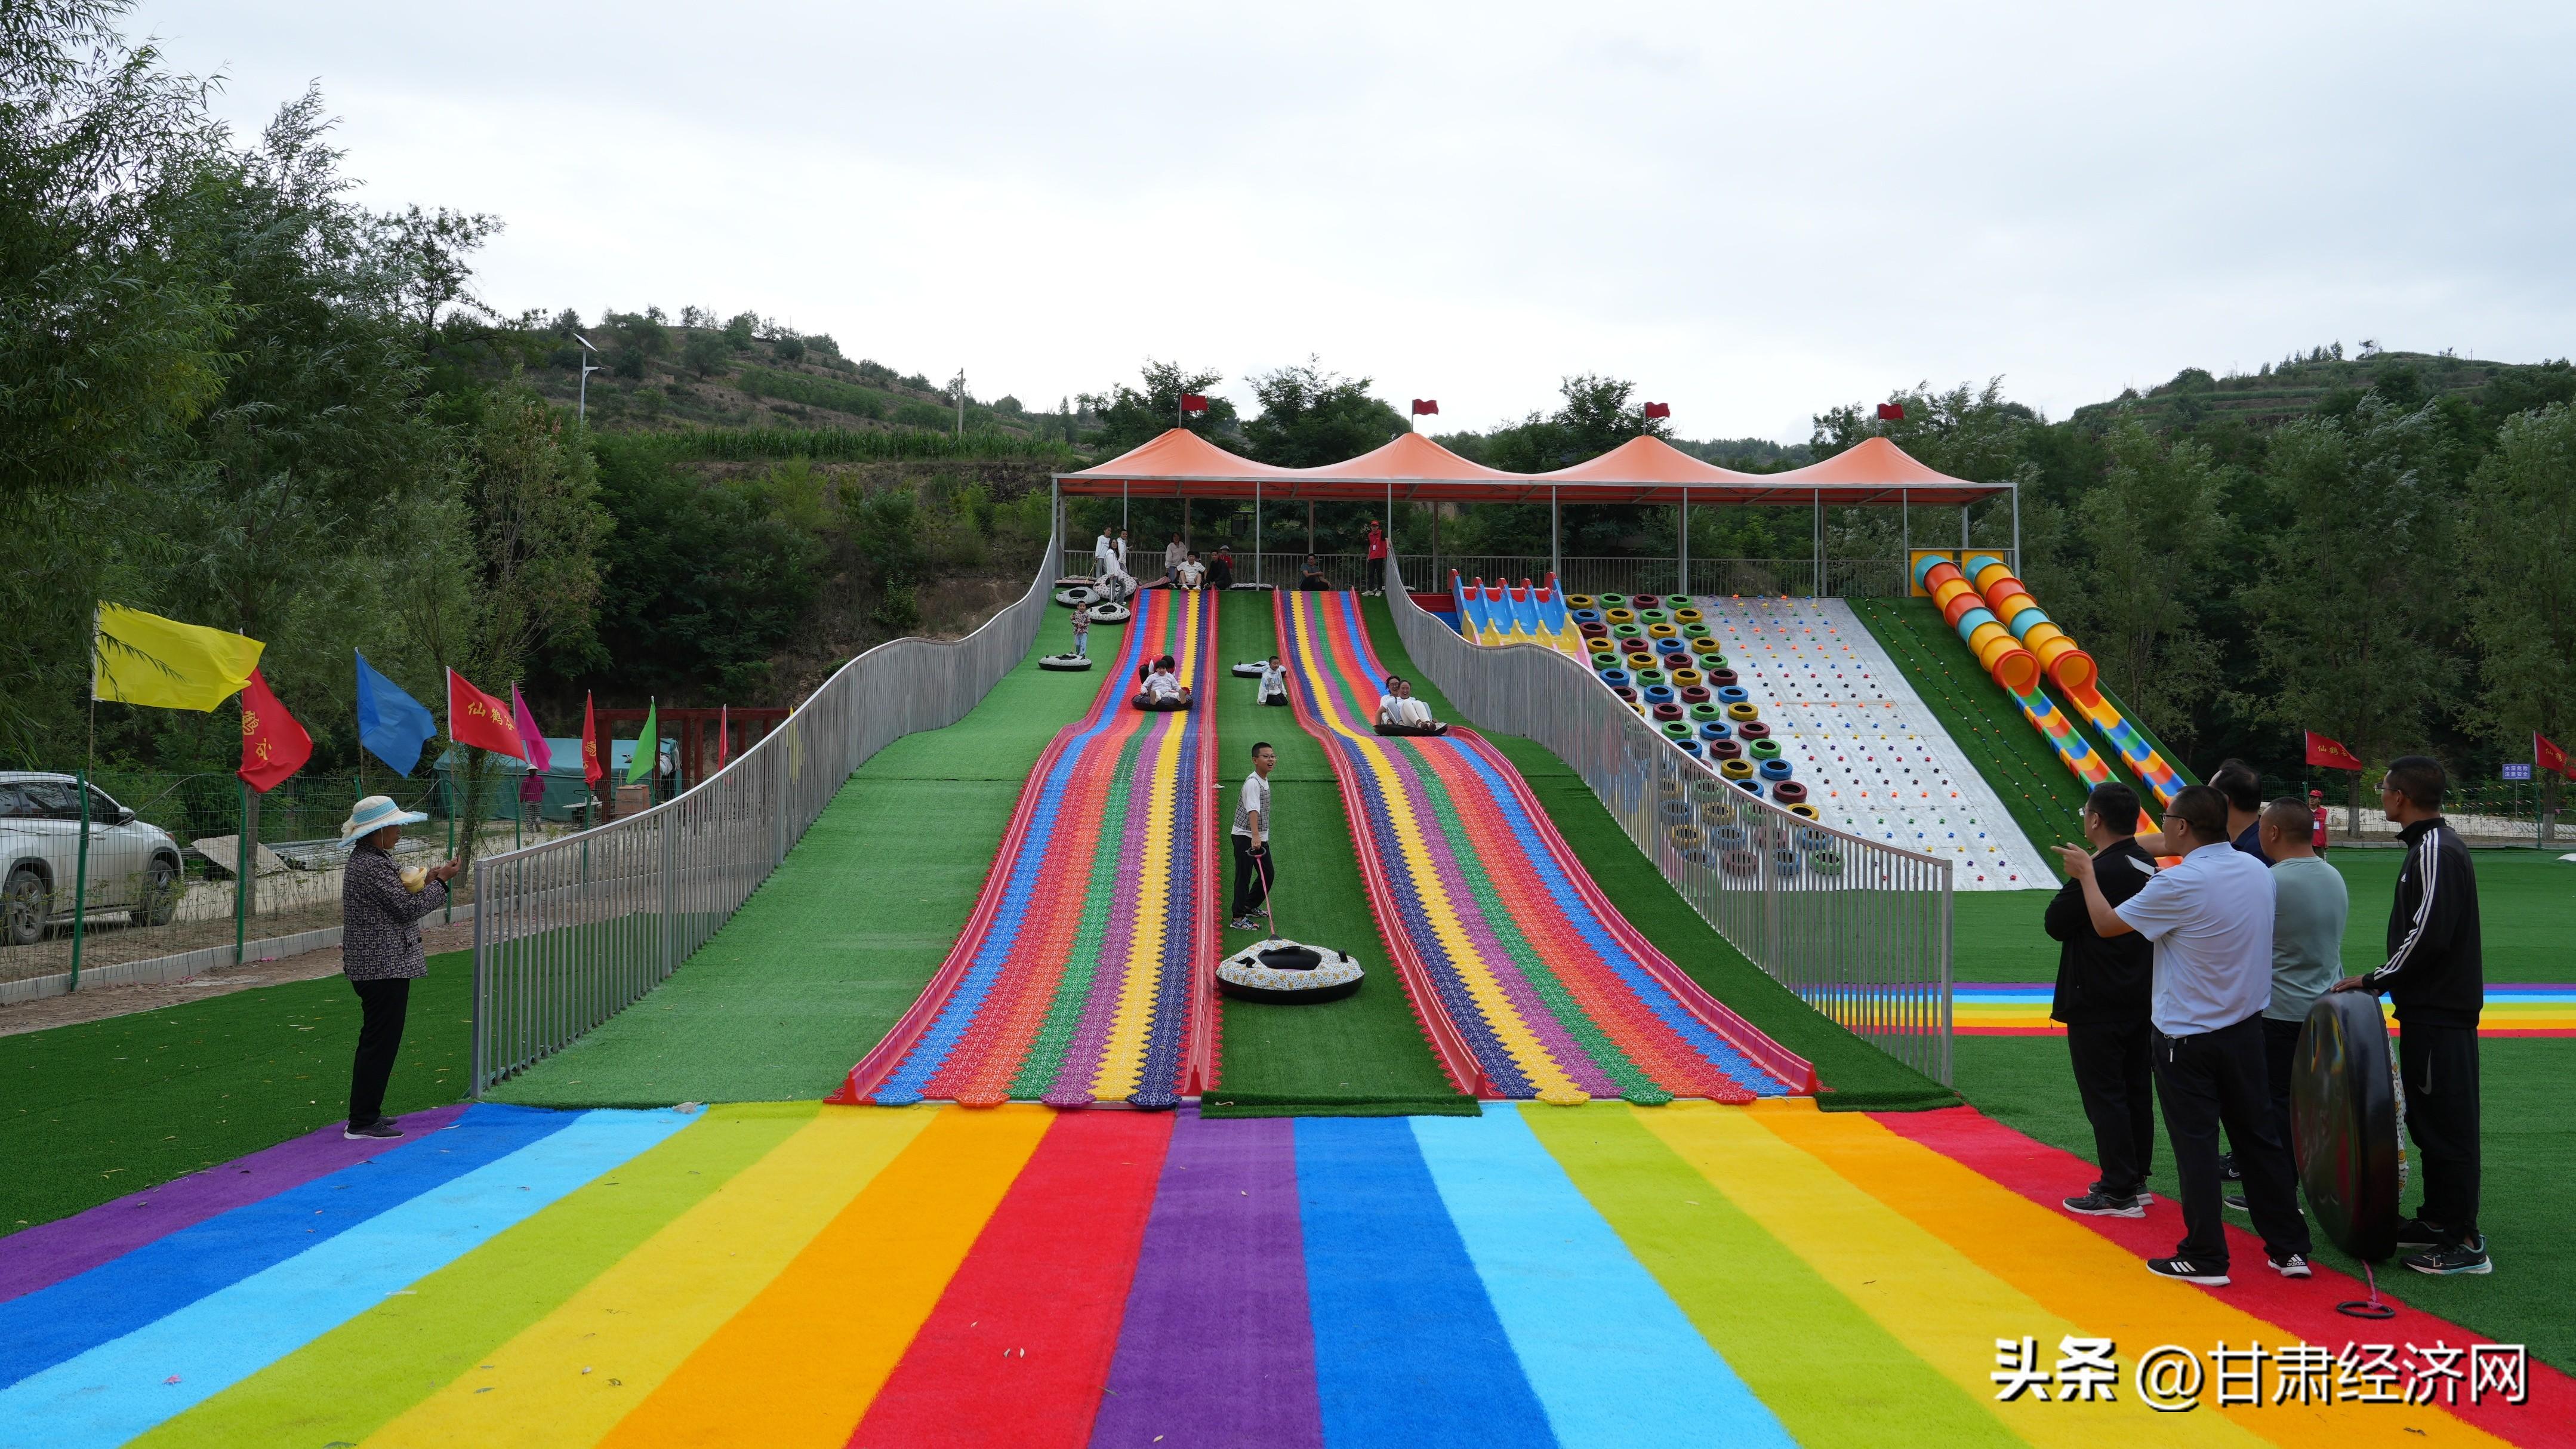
[2067,348,2573,430]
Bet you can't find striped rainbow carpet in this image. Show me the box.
[1277,591,1814,1105]
[834,588,1219,1109]
[1956,983,2576,1036]
[4,1099,2566,1447]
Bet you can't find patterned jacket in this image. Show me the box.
[341,843,447,982]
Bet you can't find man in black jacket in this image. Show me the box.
[2334,756,2489,1275]
[2049,783,2162,1217]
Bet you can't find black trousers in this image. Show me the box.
[348,976,411,1127]
[1230,834,1274,918]
[1365,557,1386,592]
[2152,1013,2310,1266]
[2261,1016,2304,1166]
[2399,1022,2481,1241]
[2065,1018,2155,1197]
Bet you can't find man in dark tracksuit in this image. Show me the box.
[2333,755,2488,1275]
[2049,783,2162,1216]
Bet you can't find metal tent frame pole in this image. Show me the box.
[1679,488,1688,596]
[1900,486,1909,589]
[1254,479,1262,586]
[1813,489,1822,597]
[2010,480,2022,575]
[1551,487,1560,581]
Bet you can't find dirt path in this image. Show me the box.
[0,920,478,1037]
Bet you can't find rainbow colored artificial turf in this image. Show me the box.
[1277,590,1814,1105]
[5,1099,2566,1448]
[1955,982,2576,1036]
[834,588,1218,1108]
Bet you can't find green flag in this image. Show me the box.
[626,701,657,785]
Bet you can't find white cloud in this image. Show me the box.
[134,0,2576,441]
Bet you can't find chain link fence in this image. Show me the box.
[469,528,1061,1092]
[0,767,551,991]
[1383,551,1957,1084]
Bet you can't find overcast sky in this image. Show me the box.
[131,1,2576,442]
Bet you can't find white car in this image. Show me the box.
[0,772,184,945]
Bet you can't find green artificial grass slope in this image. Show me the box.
[1358,596,1961,1111]
[1848,597,2110,881]
[1204,590,1476,1117]
[1953,846,2576,983]
[2,952,474,1236]
[491,603,1095,1106]
[1953,1034,2575,1373]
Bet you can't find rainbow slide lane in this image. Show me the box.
[1277,588,1817,1105]
[1915,554,2124,800]
[8,1099,2569,1448]
[831,587,1218,1108]
[1960,553,2190,806]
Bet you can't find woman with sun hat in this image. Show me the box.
[337,795,460,1139]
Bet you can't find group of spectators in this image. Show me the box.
[1093,519,1393,597]
[2048,756,2488,1284]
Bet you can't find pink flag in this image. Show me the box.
[512,685,552,804]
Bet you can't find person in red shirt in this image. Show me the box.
[2309,790,2330,853]
[1364,519,1389,595]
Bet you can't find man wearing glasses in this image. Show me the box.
[2332,757,2488,1275]
[2058,784,2312,1285]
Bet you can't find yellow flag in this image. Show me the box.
[92,603,265,711]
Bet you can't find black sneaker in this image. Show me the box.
[1228,915,1261,931]
[2404,1235,2491,1276]
[2218,1152,2241,1182]
[2267,1253,2313,1279]
[344,1118,402,1140]
[2063,1189,2146,1218]
[2224,1191,2248,1211]
[2394,1217,2445,1251]
[2147,1256,2229,1285]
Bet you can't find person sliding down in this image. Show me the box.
[1375,674,1446,736]
[1134,653,1192,710]
[1256,654,1290,707]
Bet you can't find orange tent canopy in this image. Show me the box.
[1057,429,2005,506]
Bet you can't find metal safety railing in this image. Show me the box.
[1062,550,1928,601]
[1384,551,1956,1083]
[469,528,1060,1092]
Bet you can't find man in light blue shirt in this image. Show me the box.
[2058,784,2312,1286]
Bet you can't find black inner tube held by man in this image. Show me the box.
[337,794,461,1140]
[2057,784,2313,1286]
[2330,756,2489,1277]
[2048,783,2161,1219]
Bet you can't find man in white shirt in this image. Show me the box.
[1229,742,1277,930]
[1093,528,1132,596]
[1163,532,1188,585]
[1375,675,1446,736]
[1256,654,1290,707]
[2057,783,2312,1286]
[1176,551,1206,590]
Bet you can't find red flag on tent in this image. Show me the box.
[581,692,603,788]
[716,705,732,767]
[446,668,526,760]
[1411,399,1440,416]
[236,670,313,793]
[2304,730,2364,770]
[1180,393,1209,416]
[1643,402,1671,420]
[2538,732,2570,779]
[1876,403,1906,421]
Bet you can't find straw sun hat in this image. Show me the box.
[340,794,429,843]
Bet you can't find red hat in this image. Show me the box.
[2309,790,2324,799]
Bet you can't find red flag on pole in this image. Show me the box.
[2538,732,2570,779]
[446,668,527,760]
[1180,393,1209,416]
[2304,730,2364,771]
[1876,403,1906,421]
[581,692,603,788]
[1643,402,1671,420]
[716,705,732,767]
[1410,399,1440,416]
[236,669,313,793]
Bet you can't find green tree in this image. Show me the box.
[0,0,235,757]
[2461,403,2576,836]
[682,329,727,379]
[722,311,756,350]
[2242,403,2463,824]
[1092,359,1237,453]
[2042,421,2226,745]
[1241,357,1404,467]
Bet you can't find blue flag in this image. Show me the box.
[354,650,437,776]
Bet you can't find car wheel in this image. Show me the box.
[131,857,180,927]
[3,867,45,947]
